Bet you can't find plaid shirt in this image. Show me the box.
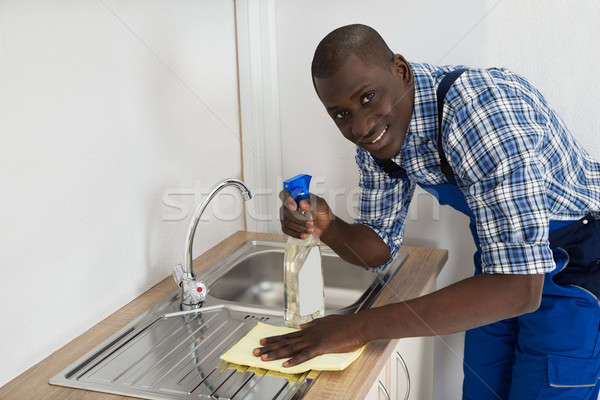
[356,62,600,274]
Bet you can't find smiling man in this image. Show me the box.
[254,24,600,399]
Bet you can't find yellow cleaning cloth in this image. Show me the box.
[220,322,364,374]
[222,362,307,382]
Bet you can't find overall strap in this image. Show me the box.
[373,68,467,183]
[436,68,466,184]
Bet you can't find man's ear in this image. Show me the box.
[391,54,412,84]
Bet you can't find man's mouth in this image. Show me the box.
[370,125,388,143]
[364,124,389,145]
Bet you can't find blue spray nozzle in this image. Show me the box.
[283,174,312,204]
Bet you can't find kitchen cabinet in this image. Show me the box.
[365,357,391,400]
[365,336,434,400]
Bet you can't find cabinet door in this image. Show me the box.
[364,358,392,400]
[392,337,433,400]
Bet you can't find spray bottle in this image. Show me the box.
[282,174,325,327]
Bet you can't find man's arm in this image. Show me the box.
[361,272,543,340]
[254,272,544,367]
[280,150,415,268]
[319,216,391,267]
[280,191,392,267]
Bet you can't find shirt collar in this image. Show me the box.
[406,63,438,142]
[390,62,438,167]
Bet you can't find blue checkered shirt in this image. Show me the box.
[356,62,600,274]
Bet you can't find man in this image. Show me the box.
[253,24,600,399]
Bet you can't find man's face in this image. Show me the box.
[314,54,414,159]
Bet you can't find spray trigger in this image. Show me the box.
[283,174,312,204]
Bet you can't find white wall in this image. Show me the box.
[0,0,243,386]
[274,1,600,398]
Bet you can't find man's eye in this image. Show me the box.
[335,111,349,120]
[361,91,376,105]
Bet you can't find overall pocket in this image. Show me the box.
[535,354,600,399]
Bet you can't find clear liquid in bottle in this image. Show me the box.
[283,235,325,327]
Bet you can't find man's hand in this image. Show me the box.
[253,314,367,367]
[279,190,332,239]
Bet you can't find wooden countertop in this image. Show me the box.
[0,231,447,400]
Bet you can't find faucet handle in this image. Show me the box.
[172,263,188,286]
[173,264,208,305]
[181,279,208,305]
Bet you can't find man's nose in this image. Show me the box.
[352,112,376,141]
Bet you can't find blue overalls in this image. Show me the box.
[375,70,600,399]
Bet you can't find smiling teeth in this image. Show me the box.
[371,126,388,144]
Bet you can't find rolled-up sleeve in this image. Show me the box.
[448,93,555,274]
[354,148,416,269]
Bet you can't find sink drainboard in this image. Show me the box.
[51,303,310,400]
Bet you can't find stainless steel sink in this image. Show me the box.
[50,239,408,400]
[208,241,392,312]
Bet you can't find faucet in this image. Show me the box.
[173,178,252,308]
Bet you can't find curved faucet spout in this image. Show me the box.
[184,179,252,279]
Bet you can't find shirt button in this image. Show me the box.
[583,219,589,225]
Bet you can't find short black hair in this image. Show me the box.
[311,24,394,81]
